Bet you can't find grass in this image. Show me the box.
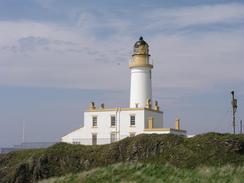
[1,133,244,182]
[39,163,244,183]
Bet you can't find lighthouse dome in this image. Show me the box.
[133,37,149,55]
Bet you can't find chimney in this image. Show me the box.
[154,100,160,111]
[145,99,152,109]
[89,102,96,110]
[175,118,180,130]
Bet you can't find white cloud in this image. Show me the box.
[1,2,244,143]
[0,21,132,89]
[0,3,244,92]
[151,30,244,90]
[146,3,244,30]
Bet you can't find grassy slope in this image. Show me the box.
[39,163,244,183]
[1,133,244,182]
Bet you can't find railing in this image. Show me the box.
[72,136,128,145]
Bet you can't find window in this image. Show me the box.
[72,139,80,145]
[111,116,116,127]
[110,133,116,143]
[130,133,136,137]
[130,115,135,126]
[92,116,97,127]
[92,134,97,145]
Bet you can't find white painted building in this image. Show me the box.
[62,37,187,145]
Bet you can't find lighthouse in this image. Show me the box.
[61,37,187,146]
[129,37,153,108]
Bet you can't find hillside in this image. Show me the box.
[1,133,244,183]
[39,163,244,183]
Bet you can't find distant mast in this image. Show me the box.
[231,91,238,134]
[22,121,25,144]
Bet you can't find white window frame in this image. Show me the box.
[72,139,80,145]
[111,115,116,127]
[92,116,97,127]
[130,114,136,126]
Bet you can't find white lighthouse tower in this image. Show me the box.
[129,37,153,108]
[61,37,187,146]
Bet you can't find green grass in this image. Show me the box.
[1,133,244,183]
[39,163,244,183]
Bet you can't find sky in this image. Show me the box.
[0,0,244,147]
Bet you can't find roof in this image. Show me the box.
[86,107,163,114]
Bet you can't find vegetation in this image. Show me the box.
[39,163,244,183]
[1,133,244,182]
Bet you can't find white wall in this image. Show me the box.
[130,67,152,108]
[84,109,145,142]
[144,110,164,128]
[143,129,186,136]
[61,127,85,144]
[62,109,146,145]
[62,109,167,145]
[117,109,145,139]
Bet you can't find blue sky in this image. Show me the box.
[0,0,244,147]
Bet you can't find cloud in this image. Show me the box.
[150,30,244,90]
[0,3,243,92]
[0,20,132,89]
[1,1,244,146]
[145,3,244,31]
[18,36,49,51]
[2,36,78,53]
